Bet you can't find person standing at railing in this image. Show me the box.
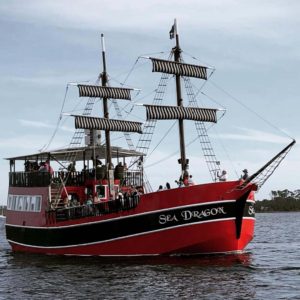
[45,159,54,176]
[217,170,227,182]
[85,194,93,216]
[67,161,76,172]
[67,161,77,184]
[240,169,249,180]
[39,162,47,172]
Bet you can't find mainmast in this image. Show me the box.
[100,34,112,170]
[145,20,216,181]
[173,20,188,174]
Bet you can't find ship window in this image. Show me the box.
[17,196,24,211]
[7,195,12,210]
[12,196,17,210]
[96,185,106,199]
[35,196,41,212]
[30,196,35,211]
[6,194,42,212]
[24,196,30,211]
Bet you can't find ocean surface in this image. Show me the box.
[0,213,299,300]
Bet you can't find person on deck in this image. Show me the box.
[85,194,94,215]
[45,159,54,176]
[188,175,195,186]
[95,155,102,166]
[67,161,76,172]
[241,169,249,180]
[217,170,227,182]
[157,185,163,191]
[39,162,47,172]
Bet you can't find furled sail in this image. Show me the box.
[145,104,217,122]
[150,58,207,80]
[78,84,132,100]
[74,115,142,133]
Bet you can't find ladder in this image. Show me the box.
[112,99,135,151]
[183,76,221,181]
[131,73,171,192]
[51,97,97,207]
[134,73,170,157]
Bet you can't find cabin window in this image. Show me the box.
[30,196,35,211]
[26,196,31,211]
[96,185,106,199]
[7,194,42,212]
[17,196,24,211]
[12,196,17,210]
[7,195,12,210]
[34,196,42,212]
[23,196,28,211]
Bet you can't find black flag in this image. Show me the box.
[169,24,175,39]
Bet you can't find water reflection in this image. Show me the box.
[4,252,256,299]
[0,217,259,299]
[8,251,253,268]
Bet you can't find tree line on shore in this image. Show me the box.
[256,189,300,212]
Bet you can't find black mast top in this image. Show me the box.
[173,20,188,174]
[100,34,113,170]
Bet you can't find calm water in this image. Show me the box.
[0,213,299,300]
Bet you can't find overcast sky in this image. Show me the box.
[0,0,299,204]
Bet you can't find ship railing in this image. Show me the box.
[9,171,51,187]
[46,195,140,223]
[9,169,144,189]
[122,170,143,187]
[52,171,86,186]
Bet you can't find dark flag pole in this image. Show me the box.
[169,25,175,39]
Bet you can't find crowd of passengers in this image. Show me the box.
[24,155,132,182]
[54,186,142,219]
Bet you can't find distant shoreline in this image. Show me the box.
[256,210,300,213]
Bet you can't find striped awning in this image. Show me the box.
[145,105,217,123]
[75,116,142,133]
[78,84,132,100]
[150,58,207,80]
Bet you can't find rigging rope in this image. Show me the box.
[209,80,294,140]
[145,134,201,169]
[146,121,177,160]
[42,84,69,151]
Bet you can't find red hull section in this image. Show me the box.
[6,180,256,256]
[10,218,255,256]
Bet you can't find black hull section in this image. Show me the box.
[6,200,255,248]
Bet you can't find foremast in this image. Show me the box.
[100,34,112,170]
[74,34,143,198]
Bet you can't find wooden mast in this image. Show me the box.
[100,34,112,171]
[173,20,188,174]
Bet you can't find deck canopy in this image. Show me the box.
[5,145,145,162]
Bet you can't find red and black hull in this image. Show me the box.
[6,180,256,256]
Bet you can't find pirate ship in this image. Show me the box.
[5,21,295,256]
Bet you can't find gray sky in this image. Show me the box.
[0,0,299,204]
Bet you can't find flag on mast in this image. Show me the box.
[169,24,175,39]
[169,19,177,39]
